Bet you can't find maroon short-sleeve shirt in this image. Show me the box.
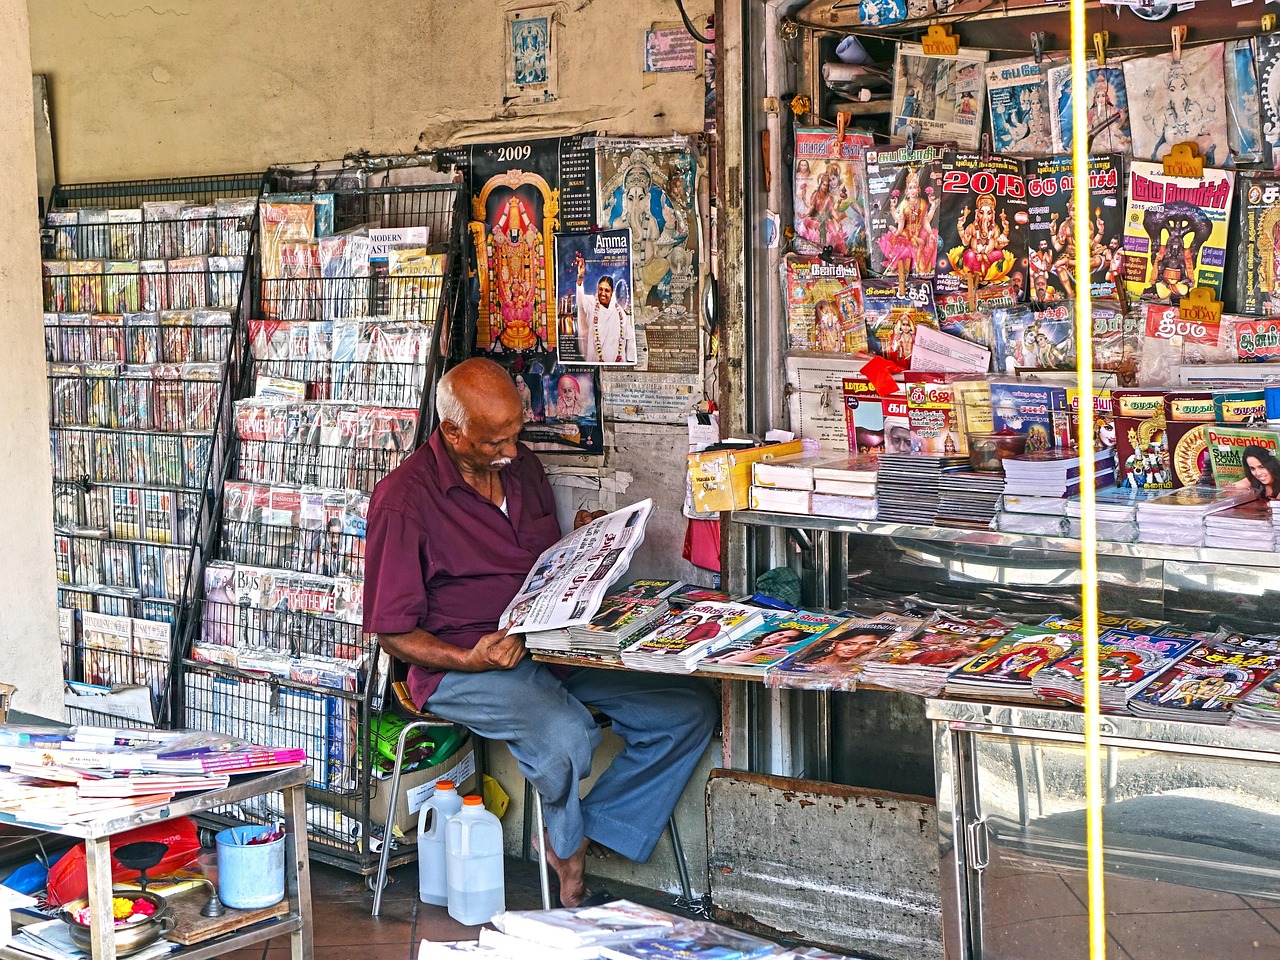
[363,429,562,706]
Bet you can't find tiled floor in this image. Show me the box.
[219,854,696,960]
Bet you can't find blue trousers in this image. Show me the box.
[427,659,718,862]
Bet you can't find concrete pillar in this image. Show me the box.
[0,0,61,718]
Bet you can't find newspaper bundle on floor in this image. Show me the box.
[417,899,864,959]
[499,500,655,636]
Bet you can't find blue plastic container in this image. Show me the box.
[215,825,285,909]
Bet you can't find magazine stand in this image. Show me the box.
[43,173,264,730]
[0,766,313,960]
[177,159,469,880]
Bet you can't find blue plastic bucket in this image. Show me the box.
[215,826,285,909]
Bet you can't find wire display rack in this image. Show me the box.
[44,172,263,729]
[181,160,468,877]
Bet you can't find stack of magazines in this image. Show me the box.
[1136,487,1258,546]
[874,454,967,524]
[1204,499,1275,551]
[1063,486,1158,542]
[935,471,1005,528]
[525,598,672,659]
[858,614,1010,696]
[1030,627,1201,710]
[1230,671,1280,729]
[767,615,919,691]
[942,624,1080,701]
[697,611,844,676]
[1128,637,1280,724]
[1002,448,1115,498]
[994,494,1067,536]
[621,601,765,673]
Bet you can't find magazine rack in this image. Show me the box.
[178,161,468,878]
[44,173,264,729]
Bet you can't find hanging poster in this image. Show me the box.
[792,127,874,261]
[596,139,701,374]
[1237,173,1280,316]
[1046,62,1132,155]
[984,56,1054,157]
[555,229,637,365]
[935,152,1029,307]
[864,143,946,283]
[511,355,604,454]
[889,43,989,150]
[504,5,559,104]
[1025,154,1123,302]
[1123,43,1228,167]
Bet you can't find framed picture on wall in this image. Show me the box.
[504,4,560,105]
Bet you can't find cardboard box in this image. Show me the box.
[688,440,804,512]
[339,734,477,835]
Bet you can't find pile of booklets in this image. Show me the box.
[766,615,922,692]
[1002,448,1115,499]
[749,453,879,521]
[874,454,967,524]
[935,471,1005,528]
[1128,636,1280,724]
[1230,672,1280,729]
[697,611,845,677]
[525,581,686,659]
[418,898,859,959]
[621,601,766,673]
[1135,487,1258,546]
[1062,487,1162,542]
[994,494,1067,536]
[1204,499,1275,551]
[1029,627,1203,710]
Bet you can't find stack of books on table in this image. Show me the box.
[936,471,1005,528]
[1002,448,1115,498]
[765,615,921,692]
[418,898,821,959]
[748,452,832,517]
[858,614,1011,696]
[1029,627,1201,710]
[1062,487,1162,542]
[1135,487,1258,547]
[993,494,1067,536]
[874,455,967,524]
[1204,498,1275,551]
[942,624,1080,701]
[621,601,765,673]
[1128,636,1280,724]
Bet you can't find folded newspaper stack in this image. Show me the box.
[621,601,766,673]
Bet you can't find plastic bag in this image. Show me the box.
[45,817,200,907]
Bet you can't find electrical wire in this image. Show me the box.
[675,0,714,44]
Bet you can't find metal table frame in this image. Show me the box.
[3,766,313,960]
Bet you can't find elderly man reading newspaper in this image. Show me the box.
[364,358,716,908]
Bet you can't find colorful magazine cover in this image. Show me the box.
[792,126,875,261]
[1237,174,1280,316]
[990,301,1076,373]
[862,276,938,364]
[1205,424,1280,491]
[1025,155,1123,302]
[1113,388,1171,490]
[1129,638,1280,721]
[1123,42,1229,167]
[1121,160,1235,302]
[770,619,908,690]
[1046,62,1131,155]
[700,611,843,671]
[864,143,946,284]
[935,152,1028,308]
[889,43,989,150]
[783,254,868,354]
[947,624,1078,687]
[554,229,637,365]
[1032,627,1200,707]
[984,56,1054,156]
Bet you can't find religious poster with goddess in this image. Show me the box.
[554,229,637,365]
[470,169,560,356]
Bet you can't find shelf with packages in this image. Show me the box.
[178,164,469,878]
[0,764,314,960]
[43,175,260,730]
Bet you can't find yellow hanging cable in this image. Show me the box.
[1070,5,1106,959]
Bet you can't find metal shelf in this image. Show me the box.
[729,510,1280,570]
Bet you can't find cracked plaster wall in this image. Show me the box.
[29,0,712,181]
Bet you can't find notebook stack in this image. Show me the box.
[621,601,765,673]
[936,471,1006,528]
[1136,487,1258,547]
[993,494,1068,536]
[1204,499,1275,551]
[809,456,879,521]
[1002,448,1116,498]
[874,454,967,524]
[1062,486,1164,542]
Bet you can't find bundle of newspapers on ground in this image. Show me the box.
[418,898,862,959]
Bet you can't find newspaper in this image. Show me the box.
[499,499,655,635]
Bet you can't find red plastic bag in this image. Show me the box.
[45,817,201,906]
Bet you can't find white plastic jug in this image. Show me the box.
[444,795,505,925]
[417,779,463,906]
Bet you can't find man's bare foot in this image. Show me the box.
[585,840,613,859]
[543,833,590,907]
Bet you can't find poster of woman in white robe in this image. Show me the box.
[555,229,637,365]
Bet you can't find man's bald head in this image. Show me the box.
[437,358,525,475]
[437,358,522,432]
